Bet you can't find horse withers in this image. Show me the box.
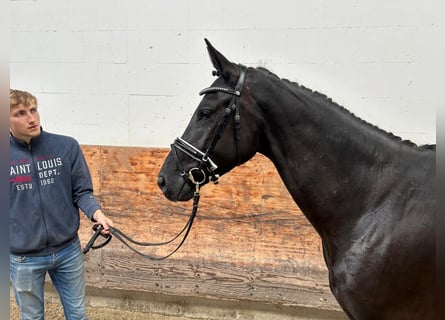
[157,39,436,320]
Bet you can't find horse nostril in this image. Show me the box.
[157,176,165,188]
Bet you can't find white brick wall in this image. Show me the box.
[10,0,439,147]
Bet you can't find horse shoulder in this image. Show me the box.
[327,200,434,319]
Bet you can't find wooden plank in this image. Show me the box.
[79,145,340,311]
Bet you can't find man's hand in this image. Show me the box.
[92,210,114,234]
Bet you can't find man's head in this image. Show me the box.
[10,89,41,143]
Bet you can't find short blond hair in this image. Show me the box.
[10,89,38,108]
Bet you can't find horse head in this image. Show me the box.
[158,39,262,201]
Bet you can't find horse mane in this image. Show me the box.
[255,67,435,151]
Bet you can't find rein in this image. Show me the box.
[83,183,201,260]
[83,65,247,260]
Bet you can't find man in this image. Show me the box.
[9,89,113,320]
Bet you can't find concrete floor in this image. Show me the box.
[10,285,348,320]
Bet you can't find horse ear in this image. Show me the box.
[204,38,238,83]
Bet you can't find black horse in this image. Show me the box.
[157,39,436,319]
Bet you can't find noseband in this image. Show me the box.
[171,64,247,186]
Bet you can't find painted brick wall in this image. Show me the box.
[10,0,439,147]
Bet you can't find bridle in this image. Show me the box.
[171,64,247,186]
[83,65,247,260]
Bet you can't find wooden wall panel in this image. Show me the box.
[79,145,341,311]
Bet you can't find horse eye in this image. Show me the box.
[199,109,214,119]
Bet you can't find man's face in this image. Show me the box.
[10,103,41,143]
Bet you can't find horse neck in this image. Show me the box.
[255,87,402,242]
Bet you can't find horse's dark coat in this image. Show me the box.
[158,39,436,319]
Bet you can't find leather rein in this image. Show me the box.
[83,65,247,260]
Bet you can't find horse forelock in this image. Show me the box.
[254,67,433,151]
